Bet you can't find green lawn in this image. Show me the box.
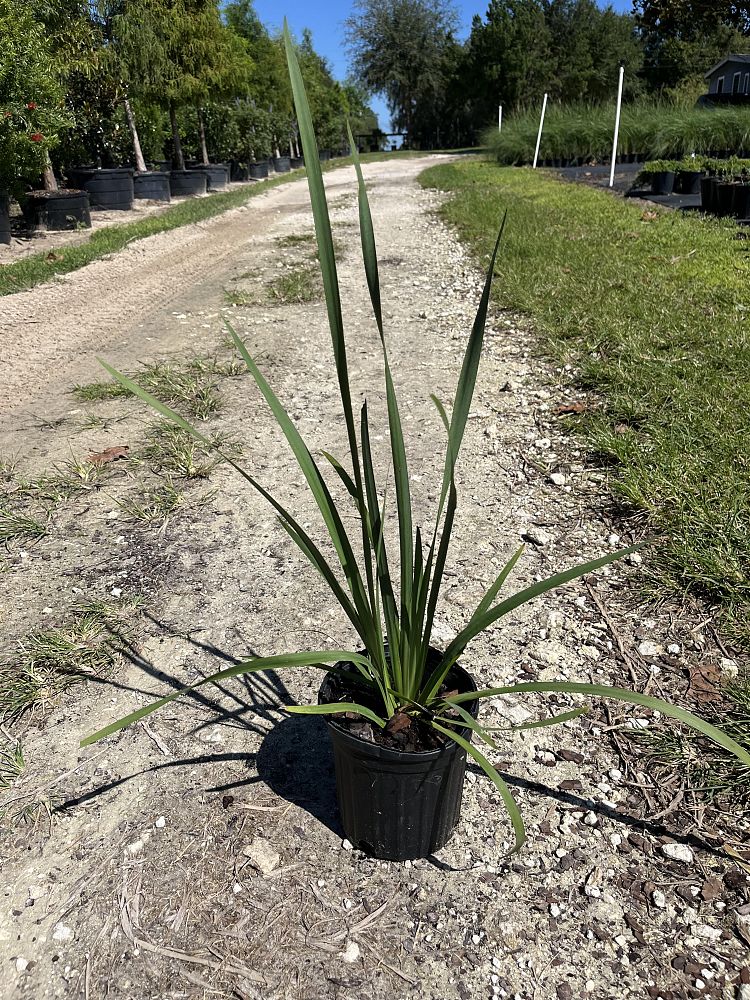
[420,162,750,646]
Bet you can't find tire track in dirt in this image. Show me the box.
[0,167,399,419]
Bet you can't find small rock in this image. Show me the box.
[607,534,620,545]
[626,552,643,566]
[110,587,122,598]
[154,816,166,829]
[652,889,667,908]
[341,839,353,851]
[662,843,694,864]
[580,645,600,661]
[242,838,281,875]
[126,839,144,855]
[340,940,360,963]
[504,703,533,726]
[546,611,565,632]
[691,923,722,942]
[522,526,553,547]
[549,472,567,487]
[737,911,750,947]
[667,643,681,655]
[52,924,74,943]
[608,769,623,782]
[737,986,750,1000]
[529,640,567,667]
[550,903,562,917]
[720,658,739,679]
[15,957,29,973]
[637,640,663,658]
[583,812,598,827]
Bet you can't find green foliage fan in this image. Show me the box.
[82,22,750,853]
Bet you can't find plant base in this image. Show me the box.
[319,658,478,860]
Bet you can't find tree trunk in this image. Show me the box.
[170,102,185,171]
[43,155,58,192]
[124,98,147,173]
[197,107,210,166]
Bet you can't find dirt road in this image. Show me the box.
[1,158,746,1000]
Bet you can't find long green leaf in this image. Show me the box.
[346,125,414,657]
[81,650,374,747]
[97,358,367,644]
[284,24,374,637]
[432,720,526,853]
[424,545,642,700]
[445,681,750,766]
[286,701,387,728]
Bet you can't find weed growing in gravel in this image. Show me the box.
[267,263,321,304]
[0,739,24,788]
[118,477,215,527]
[84,28,750,854]
[224,289,256,308]
[139,422,242,479]
[275,232,316,247]
[0,599,139,720]
[0,506,48,544]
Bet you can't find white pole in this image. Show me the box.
[609,64,625,188]
[532,93,548,169]
[498,105,503,132]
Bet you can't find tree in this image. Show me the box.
[634,1,748,92]
[0,1,70,194]
[345,0,458,138]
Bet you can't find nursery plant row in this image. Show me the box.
[486,102,750,167]
[0,151,345,245]
[635,157,750,220]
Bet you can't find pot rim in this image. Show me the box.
[318,651,479,761]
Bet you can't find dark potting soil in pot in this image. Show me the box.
[319,657,478,754]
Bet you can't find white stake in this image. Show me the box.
[609,64,625,188]
[532,93,548,169]
[498,105,503,132]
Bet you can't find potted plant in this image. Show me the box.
[82,27,750,862]
[0,0,80,238]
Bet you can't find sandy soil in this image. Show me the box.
[0,158,748,1000]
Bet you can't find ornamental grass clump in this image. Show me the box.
[83,24,750,852]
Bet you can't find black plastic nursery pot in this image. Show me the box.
[230,162,249,182]
[169,169,208,197]
[272,155,291,173]
[0,194,10,245]
[22,190,91,232]
[66,167,134,210]
[319,655,479,861]
[675,169,703,196]
[200,164,229,191]
[290,156,304,169]
[650,170,675,196]
[716,182,738,217]
[248,161,269,180]
[700,176,717,213]
[133,171,171,202]
[732,183,750,220]
[318,149,331,162]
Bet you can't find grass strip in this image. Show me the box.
[419,161,750,646]
[0,152,424,298]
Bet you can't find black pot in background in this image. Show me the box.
[169,169,207,197]
[651,171,675,196]
[716,181,737,217]
[700,176,718,213]
[0,193,10,245]
[231,162,249,182]
[22,190,91,232]
[319,654,478,861]
[732,183,750,220]
[66,167,134,210]
[318,149,331,162]
[248,161,269,180]
[197,164,229,191]
[272,155,291,173]
[133,171,171,202]
[675,170,703,196]
[290,156,304,169]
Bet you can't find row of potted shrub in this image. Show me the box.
[1,151,329,241]
[634,157,750,219]
[485,101,750,166]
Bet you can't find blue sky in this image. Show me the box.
[255,0,634,129]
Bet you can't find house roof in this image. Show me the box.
[705,54,750,78]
